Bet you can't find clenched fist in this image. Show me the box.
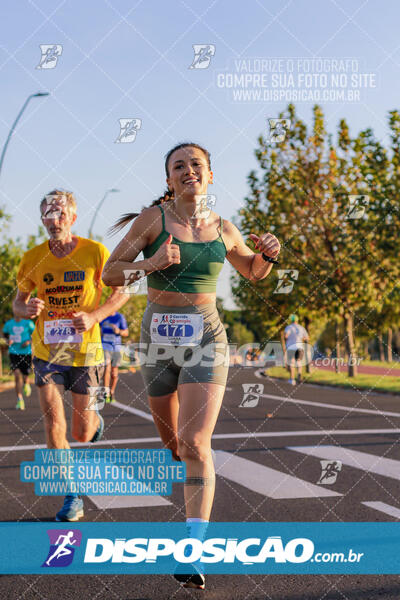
[249,233,280,259]
[150,234,181,271]
[26,297,45,318]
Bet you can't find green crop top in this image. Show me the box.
[142,205,227,293]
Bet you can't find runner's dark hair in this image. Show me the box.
[108,142,211,235]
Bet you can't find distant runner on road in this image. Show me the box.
[284,314,309,385]
[3,313,35,410]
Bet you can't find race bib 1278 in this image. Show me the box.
[44,319,82,345]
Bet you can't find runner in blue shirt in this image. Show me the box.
[3,315,35,409]
[100,311,128,403]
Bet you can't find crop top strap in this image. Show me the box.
[158,205,166,231]
[219,215,223,235]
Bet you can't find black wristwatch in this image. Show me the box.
[262,253,279,264]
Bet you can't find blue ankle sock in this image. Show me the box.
[186,518,209,540]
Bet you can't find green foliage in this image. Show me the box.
[119,294,147,341]
[0,215,47,326]
[229,322,254,346]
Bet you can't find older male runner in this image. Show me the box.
[13,189,128,522]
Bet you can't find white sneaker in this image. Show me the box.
[288,379,296,386]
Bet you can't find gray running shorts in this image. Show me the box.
[140,301,229,397]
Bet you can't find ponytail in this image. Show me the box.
[108,190,174,235]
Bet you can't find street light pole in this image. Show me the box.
[0,92,49,178]
[88,188,120,239]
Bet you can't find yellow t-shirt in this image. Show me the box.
[16,237,110,367]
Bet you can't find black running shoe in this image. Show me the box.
[174,564,205,589]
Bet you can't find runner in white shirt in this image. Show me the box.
[284,314,309,385]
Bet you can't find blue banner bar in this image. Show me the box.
[0,522,399,574]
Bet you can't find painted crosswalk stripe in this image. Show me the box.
[289,445,400,481]
[88,495,172,510]
[362,501,400,519]
[214,450,341,499]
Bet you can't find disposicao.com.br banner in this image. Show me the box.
[0,522,398,575]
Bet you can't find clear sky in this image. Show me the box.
[1,0,399,308]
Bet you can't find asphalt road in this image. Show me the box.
[1,366,400,599]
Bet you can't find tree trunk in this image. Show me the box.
[387,328,393,363]
[378,332,385,362]
[344,313,357,377]
[335,322,340,373]
[304,316,311,374]
[281,329,288,371]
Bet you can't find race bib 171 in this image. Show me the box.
[150,313,203,346]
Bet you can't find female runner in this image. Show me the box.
[103,142,280,589]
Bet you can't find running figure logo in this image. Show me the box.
[122,269,145,294]
[347,195,369,219]
[239,383,264,407]
[317,460,342,485]
[42,529,82,567]
[48,344,75,366]
[86,386,108,411]
[189,44,216,69]
[115,119,142,143]
[268,119,291,143]
[36,45,63,69]
[274,269,299,294]
[43,194,67,219]
[192,194,216,219]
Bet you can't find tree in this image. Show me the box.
[233,104,399,376]
[0,208,47,327]
[229,322,254,346]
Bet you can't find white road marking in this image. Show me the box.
[260,392,400,418]
[214,450,341,499]
[112,401,154,421]
[88,495,171,510]
[362,501,400,519]
[289,445,400,481]
[1,429,399,453]
[0,437,161,453]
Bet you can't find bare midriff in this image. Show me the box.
[147,287,216,307]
